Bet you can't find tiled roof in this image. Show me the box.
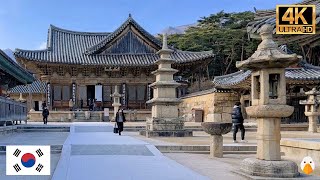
[247,0,320,45]
[0,50,35,85]
[213,61,320,89]
[9,80,46,94]
[14,17,214,66]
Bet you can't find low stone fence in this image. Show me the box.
[281,138,320,162]
[28,110,151,122]
[179,89,239,122]
[0,96,28,125]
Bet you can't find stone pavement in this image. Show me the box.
[52,122,209,180]
[165,153,249,180]
[0,131,68,180]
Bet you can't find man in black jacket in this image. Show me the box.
[231,102,246,143]
[42,107,49,125]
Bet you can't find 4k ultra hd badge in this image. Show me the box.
[6,145,51,175]
[276,5,316,34]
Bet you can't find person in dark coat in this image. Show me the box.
[42,107,49,125]
[42,101,47,110]
[115,108,126,135]
[80,99,84,110]
[231,102,246,143]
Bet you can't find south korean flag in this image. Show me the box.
[6,145,50,175]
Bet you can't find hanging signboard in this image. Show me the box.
[122,83,127,107]
[47,83,51,107]
[72,83,76,103]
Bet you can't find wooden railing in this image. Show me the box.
[0,96,27,124]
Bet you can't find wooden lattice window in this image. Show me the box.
[96,67,102,77]
[133,68,140,77]
[39,66,46,75]
[71,67,77,77]
[121,69,127,77]
[58,66,64,76]
[83,67,89,77]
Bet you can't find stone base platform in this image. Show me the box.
[139,130,193,137]
[240,158,299,178]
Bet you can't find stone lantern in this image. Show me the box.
[110,85,123,121]
[300,88,320,133]
[236,24,301,178]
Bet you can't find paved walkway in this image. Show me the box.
[52,122,209,180]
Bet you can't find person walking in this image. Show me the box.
[69,99,74,111]
[80,99,83,110]
[41,101,46,110]
[231,102,246,143]
[42,107,49,125]
[115,108,126,135]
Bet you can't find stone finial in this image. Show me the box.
[260,24,273,40]
[236,23,300,70]
[129,13,132,18]
[162,34,168,50]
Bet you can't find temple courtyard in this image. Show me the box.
[0,122,319,179]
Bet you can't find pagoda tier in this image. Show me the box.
[147,34,181,116]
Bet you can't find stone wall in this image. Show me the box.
[179,89,239,122]
[281,139,320,163]
[28,110,151,122]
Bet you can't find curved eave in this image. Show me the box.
[213,64,320,89]
[0,50,35,84]
[14,50,214,67]
[213,70,252,88]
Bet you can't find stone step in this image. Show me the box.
[160,151,256,154]
[155,145,257,153]
[16,129,70,132]
[0,145,63,154]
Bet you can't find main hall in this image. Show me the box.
[13,15,214,111]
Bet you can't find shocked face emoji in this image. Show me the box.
[301,156,315,175]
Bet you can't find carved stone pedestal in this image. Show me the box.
[240,158,299,178]
[210,135,223,158]
[139,117,192,137]
[201,122,232,158]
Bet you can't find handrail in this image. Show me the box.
[0,96,27,123]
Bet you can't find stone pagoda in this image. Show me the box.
[141,34,192,137]
[236,24,301,178]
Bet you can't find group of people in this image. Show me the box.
[68,98,97,111]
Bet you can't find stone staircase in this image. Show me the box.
[74,112,101,122]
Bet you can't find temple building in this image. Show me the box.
[12,16,214,111]
[0,50,34,95]
[0,49,35,124]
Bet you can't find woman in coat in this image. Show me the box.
[115,108,126,135]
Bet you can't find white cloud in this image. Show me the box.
[38,42,47,50]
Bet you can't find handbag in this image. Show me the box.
[113,123,119,133]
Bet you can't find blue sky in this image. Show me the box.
[0,0,301,50]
